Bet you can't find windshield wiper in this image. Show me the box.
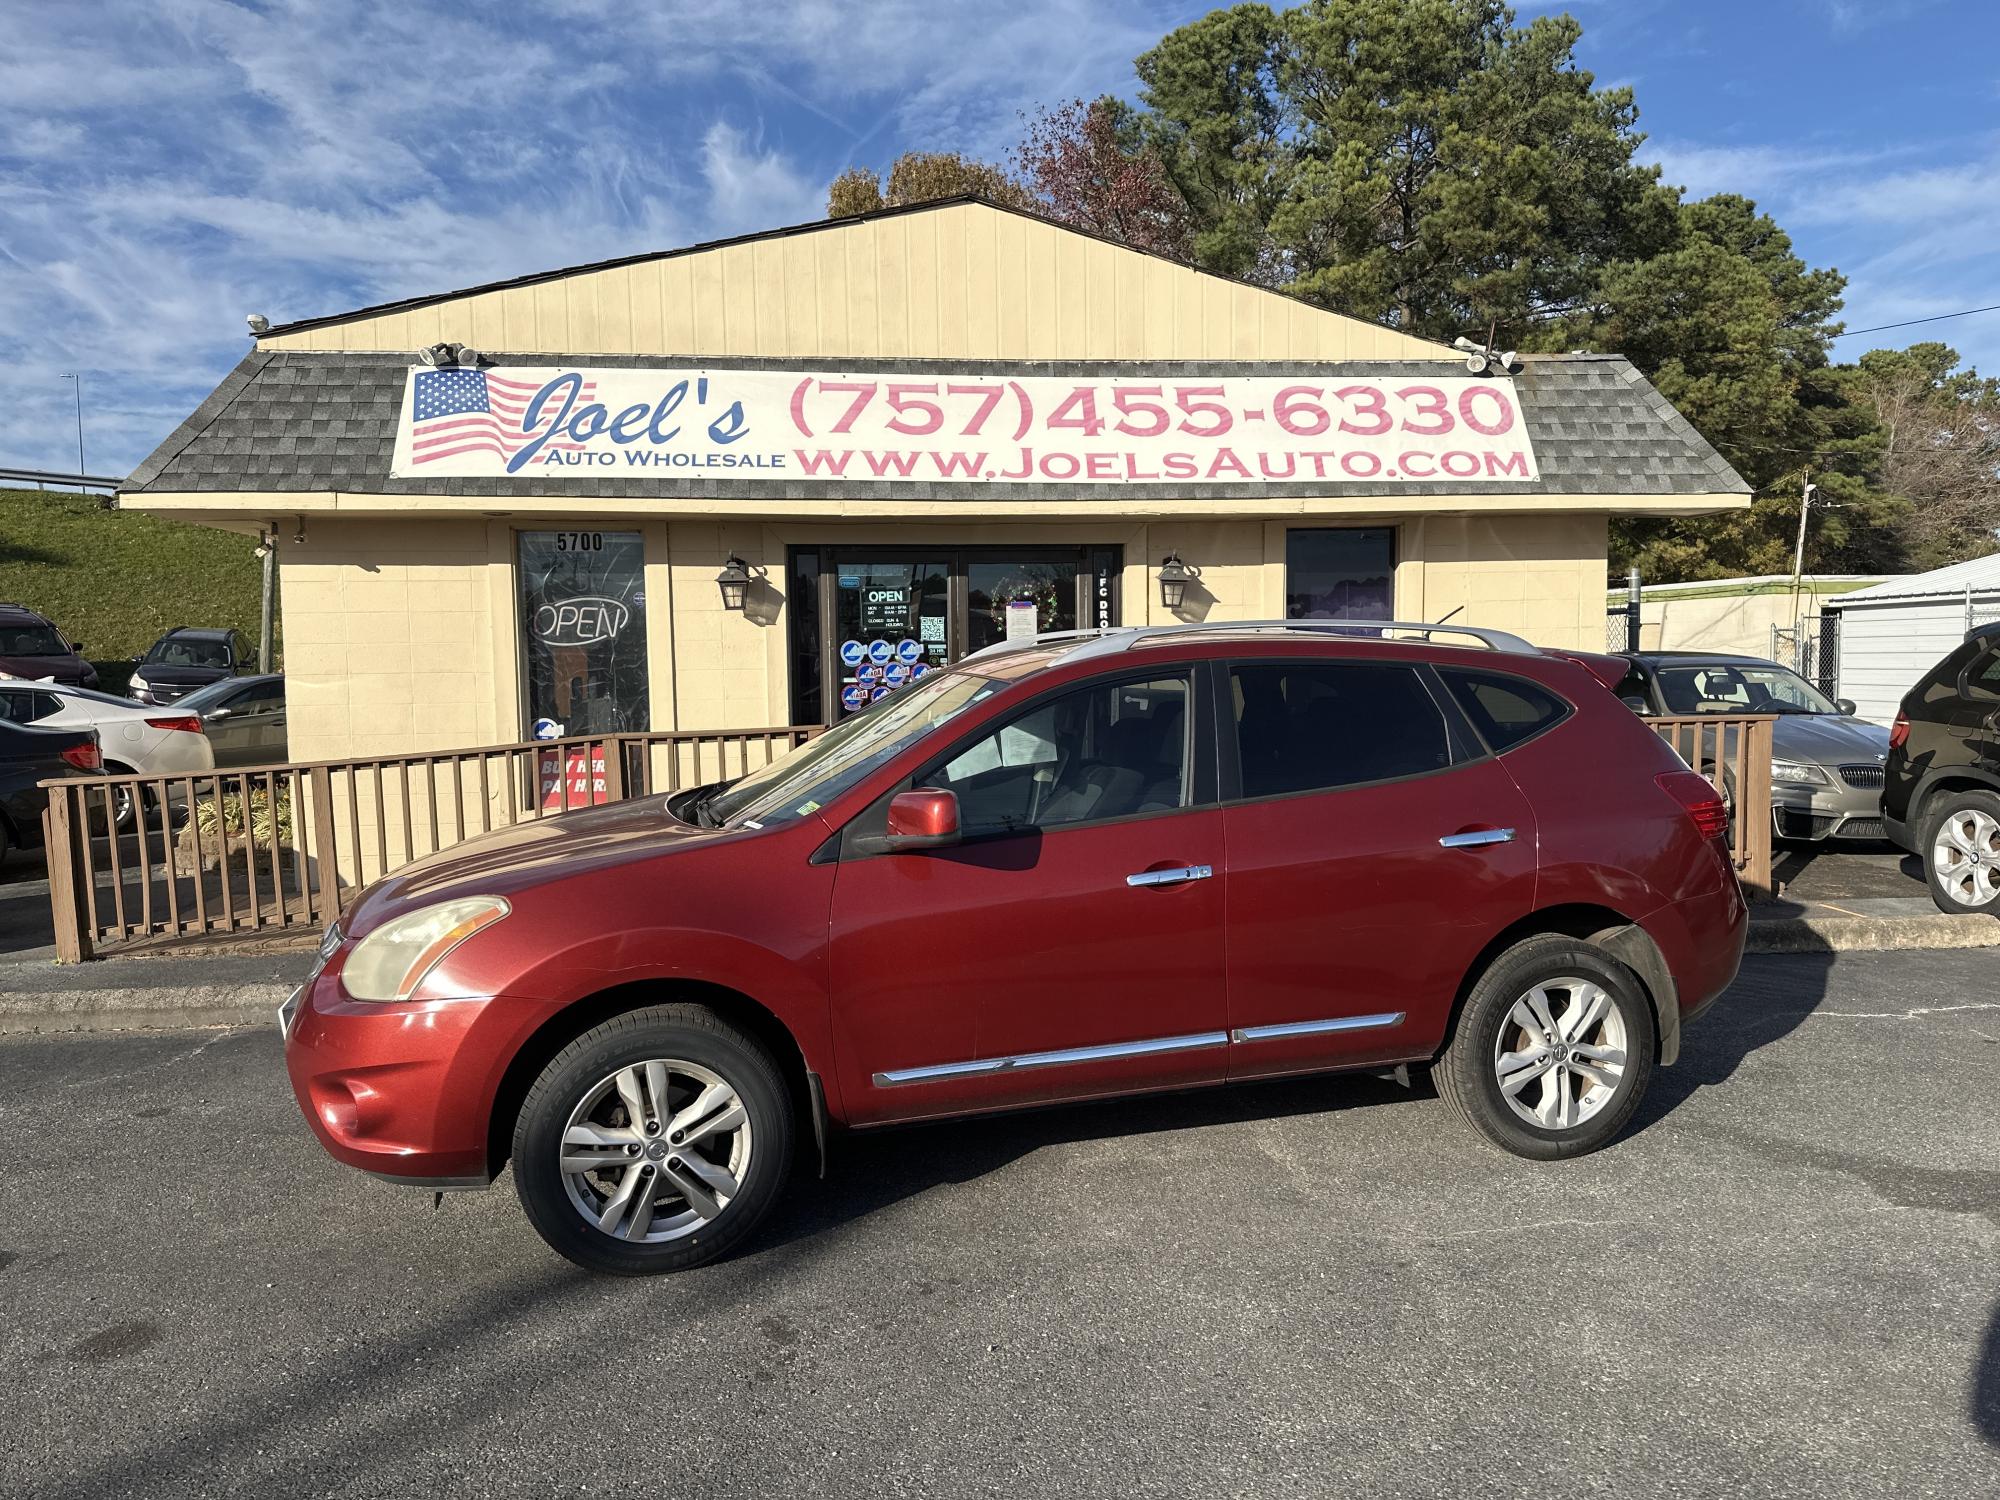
[688,786,725,828]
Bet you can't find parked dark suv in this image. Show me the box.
[0,604,98,688]
[129,627,255,705]
[1884,621,2000,914]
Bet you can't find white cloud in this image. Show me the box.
[699,122,825,237]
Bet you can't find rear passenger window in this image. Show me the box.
[1441,671,1571,752]
[1230,663,1451,799]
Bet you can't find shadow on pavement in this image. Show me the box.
[1631,951,1838,1130]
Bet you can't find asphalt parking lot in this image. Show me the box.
[1,951,1996,1499]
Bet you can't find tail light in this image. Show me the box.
[145,715,203,734]
[60,741,102,772]
[1889,712,1909,750]
[1657,770,1728,841]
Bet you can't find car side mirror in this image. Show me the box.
[207,707,233,720]
[883,789,961,851]
[1619,694,1651,716]
[69,640,84,653]
[1834,697,1857,716]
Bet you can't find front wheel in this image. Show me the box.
[1922,790,2000,915]
[513,1005,794,1275]
[1434,936,1658,1160]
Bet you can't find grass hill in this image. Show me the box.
[0,488,271,685]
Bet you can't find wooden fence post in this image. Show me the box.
[1739,718,1775,897]
[44,788,93,963]
[308,764,340,922]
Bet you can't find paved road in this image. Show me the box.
[1,952,1995,1499]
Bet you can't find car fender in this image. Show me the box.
[1909,762,2000,828]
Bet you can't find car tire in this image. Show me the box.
[1434,935,1658,1161]
[1920,788,2000,916]
[512,1004,794,1275]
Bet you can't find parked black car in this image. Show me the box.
[1884,621,2000,915]
[128,627,256,706]
[181,674,287,767]
[0,604,98,688]
[0,717,101,867]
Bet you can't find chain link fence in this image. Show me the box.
[1770,612,1841,696]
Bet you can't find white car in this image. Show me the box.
[0,678,215,824]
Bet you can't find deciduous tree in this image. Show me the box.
[1015,98,1192,259]
[826,153,1030,219]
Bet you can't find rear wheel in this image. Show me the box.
[1921,789,2000,915]
[1435,935,1657,1160]
[512,1004,794,1275]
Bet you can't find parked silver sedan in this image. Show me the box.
[1609,652,1892,842]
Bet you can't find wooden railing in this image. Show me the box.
[40,726,820,962]
[1645,713,1776,895]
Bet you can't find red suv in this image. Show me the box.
[281,623,1745,1274]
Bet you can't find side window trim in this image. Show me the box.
[1436,667,1576,757]
[838,663,1211,858]
[1216,655,1468,806]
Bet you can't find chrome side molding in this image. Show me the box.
[873,1030,1229,1087]
[874,1013,1407,1087]
[1231,1012,1404,1043]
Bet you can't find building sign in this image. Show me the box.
[391,367,1540,485]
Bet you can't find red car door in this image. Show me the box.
[1217,657,1539,1081]
[828,669,1229,1125]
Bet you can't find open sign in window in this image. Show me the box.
[518,531,649,738]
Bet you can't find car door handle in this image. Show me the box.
[1438,827,1515,849]
[1126,864,1214,888]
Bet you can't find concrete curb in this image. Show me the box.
[1745,913,2000,954]
[0,982,293,1034]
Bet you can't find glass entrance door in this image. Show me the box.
[830,556,951,717]
[797,546,1121,722]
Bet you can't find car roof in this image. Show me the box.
[1624,650,1778,667]
[158,626,234,640]
[971,620,1543,671]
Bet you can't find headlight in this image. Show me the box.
[128,673,150,693]
[341,896,510,1002]
[1771,759,1829,786]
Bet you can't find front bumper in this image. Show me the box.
[281,964,551,1185]
[1771,771,1887,842]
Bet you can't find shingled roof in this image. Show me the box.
[123,350,1748,502]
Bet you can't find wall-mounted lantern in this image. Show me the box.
[1157,552,1195,612]
[716,555,753,611]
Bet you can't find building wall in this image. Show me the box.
[279,511,1611,760]
[256,203,1453,366]
[1834,599,1985,726]
[1632,582,1877,656]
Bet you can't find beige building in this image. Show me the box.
[124,198,1749,762]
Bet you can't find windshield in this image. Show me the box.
[0,624,68,655]
[145,637,231,669]
[706,669,1010,829]
[177,677,250,711]
[1654,662,1839,716]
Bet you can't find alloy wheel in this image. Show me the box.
[1932,807,2000,908]
[557,1058,753,1244]
[1491,978,1629,1131]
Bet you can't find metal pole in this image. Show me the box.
[259,524,277,674]
[60,374,84,483]
[1789,468,1812,615]
[1626,565,1641,652]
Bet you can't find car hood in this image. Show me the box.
[134,664,228,687]
[346,795,742,932]
[1771,714,1892,766]
[0,654,84,684]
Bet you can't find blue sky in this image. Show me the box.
[2,0,1996,475]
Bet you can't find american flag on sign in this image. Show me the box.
[407,369,597,466]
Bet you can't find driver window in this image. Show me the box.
[927,676,1190,835]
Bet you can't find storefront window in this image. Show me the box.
[831,557,951,717]
[1286,528,1395,620]
[517,530,650,736]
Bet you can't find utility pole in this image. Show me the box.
[257,524,277,674]
[1790,469,1817,615]
[1625,565,1642,652]
[59,374,84,480]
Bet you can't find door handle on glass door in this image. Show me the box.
[1125,865,1214,888]
[1438,827,1515,849]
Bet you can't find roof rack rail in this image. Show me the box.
[961,619,1540,664]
